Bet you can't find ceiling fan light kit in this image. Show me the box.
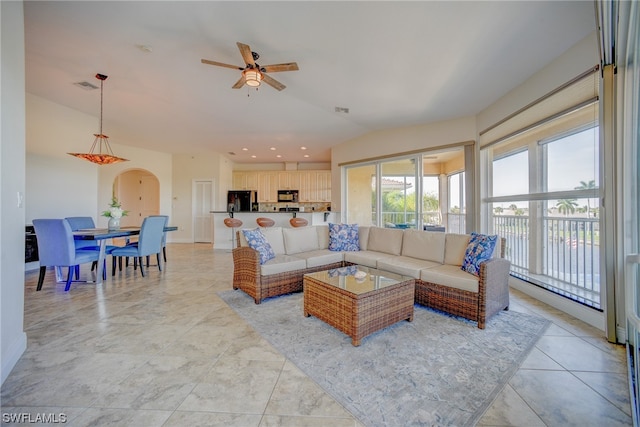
[202,42,298,91]
[68,73,128,165]
[243,68,263,87]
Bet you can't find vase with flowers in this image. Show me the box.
[102,197,128,230]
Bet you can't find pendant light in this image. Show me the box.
[68,73,128,165]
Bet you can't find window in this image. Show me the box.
[344,148,467,231]
[481,67,601,309]
[446,171,466,233]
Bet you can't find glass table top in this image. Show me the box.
[304,265,410,295]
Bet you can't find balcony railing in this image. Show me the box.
[493,214,600,309]
[375,211,441,228]
[373,211,600,308]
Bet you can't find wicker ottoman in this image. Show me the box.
[303,265,415,346]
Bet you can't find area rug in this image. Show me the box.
[218,290,549,427]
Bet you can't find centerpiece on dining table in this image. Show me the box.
[102,197,128,230]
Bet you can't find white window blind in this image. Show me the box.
[480,66,600,148]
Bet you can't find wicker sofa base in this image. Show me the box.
[232,251,345,304]
[415,279,508,329]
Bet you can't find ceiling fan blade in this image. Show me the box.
[201,59,243,70]
[262,62,299,73]
[232,76,245,89]
[237,42,255,67]
[262,74,286,91]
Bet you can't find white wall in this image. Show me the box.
[1,0,28,385]
[26,94,172,232]
[477,31,599,133]
[171,153,229,244]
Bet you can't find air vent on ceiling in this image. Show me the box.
[335,106,349,114]
[74,81,99,90]
[228,152,236,156]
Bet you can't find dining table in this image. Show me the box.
[72,225,177,285]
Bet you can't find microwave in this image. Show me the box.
[277,190,299,202]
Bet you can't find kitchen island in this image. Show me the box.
[210,210,339,250]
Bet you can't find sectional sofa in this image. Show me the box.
[231,225,511,329]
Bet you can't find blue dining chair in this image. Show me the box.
[110,216,166,277]
[65,216,97,249]
[117,215,168,271]
[32,219,102,291]
[65,216,119,275]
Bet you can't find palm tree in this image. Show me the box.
[556,199,578,216]
[575,180,596,217]
[494,206,504,215]
[508,204,518,212]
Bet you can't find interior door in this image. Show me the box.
[114,169,160,228]
[193,179,214,243]
[140,175,160,220]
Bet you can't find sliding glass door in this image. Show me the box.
[344,148,466,231]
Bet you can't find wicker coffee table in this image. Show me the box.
[303,265,415,346]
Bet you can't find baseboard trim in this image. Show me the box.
[509,277,605,331]
[1,332,27,385]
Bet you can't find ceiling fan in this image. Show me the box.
[201,42,299,91]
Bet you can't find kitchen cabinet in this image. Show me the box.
[298,172,313,202]
[314,171,331,202]
[232,171,258,190]
[258,172,278,202]
[233,170,330,202]
[278,171,300,190]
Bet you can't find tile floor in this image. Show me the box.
[0,243,632,426]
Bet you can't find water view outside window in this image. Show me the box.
[487,125,601,309]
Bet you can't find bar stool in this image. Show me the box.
[223,217,243,249]
[256,217,275,228]
[289,217,308,227]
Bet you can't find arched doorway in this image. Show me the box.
[113,169,160,227]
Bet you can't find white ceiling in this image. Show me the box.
[24,1,596,164]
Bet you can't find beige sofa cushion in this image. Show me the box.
[420,264,479,293]
[358,226,370,250]
[293,249,344,268]
[343,250,390,268]
[444,233,471,266]
[261,227,286,255]
[316,225,330,249]
[402,230,446,263]
[260,255,306,275]
[283,226,320,254]
[367,227,404,255]
[377,256,440,279]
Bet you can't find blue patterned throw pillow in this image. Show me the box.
[328,223,360,251]
[242,228,275,265]
[461,232,498,276]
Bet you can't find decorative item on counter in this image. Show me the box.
[102,196,128,230]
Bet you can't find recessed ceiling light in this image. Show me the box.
[242,147,248,151]
[300,146,307,150]
[303,154,310,158]
[73,81,99,90]
[276,155,282,158]
[270,147,276,151]
[135,44,153,53]
[251,155,257,158]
